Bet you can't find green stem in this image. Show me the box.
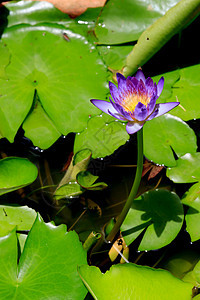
[106,128,144,242]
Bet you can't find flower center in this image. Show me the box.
[120,93,150,113]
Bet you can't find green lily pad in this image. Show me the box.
[182,183,200,242]
[4,0,72,28]
[0,24,107,146]
[0,157,38,196]
[95,0,179,44]
[167,153,200,183]
[168,64,200,121]
[23,99,61,149]
[0,205,37,237]
[121,189,184,250]
[143,114,197,167]
[74,116,129,158]
[78,263,193,300]
[0,215,87,299]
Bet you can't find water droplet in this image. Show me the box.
[69,182,72,185]
[144,250,148,253]
[136,250,141,253]
[100,158,104,161]
[107,46,111,49]
[62,135,66,139]
[190,241,193,245]
[99,114,103,117]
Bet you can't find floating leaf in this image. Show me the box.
[0,215,87,299]
[182,183,200,242]
[121,189,184,250]
[167,153,200,183]
[168,64,200,121]
[0,205,37,237]
[144,114,197,167]
[0,24,107,146]
[78,263,193,300]
[4,1,73,28]
[74,116,129,158]
[95,0,180,44]
[23,100,61,149]
[0,157,38,196]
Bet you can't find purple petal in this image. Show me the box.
[110,98,133,121]
[149,102,180,120]
[157,77,164,97]
[116,73,126,90]
[147,95,157,115]
[108,109,127,121]
[135,69,146,83]
[145,77,154,97]
[134,102,148,121]
[109,81,119,103]
[126,121,144,135]
[91,99,119,115]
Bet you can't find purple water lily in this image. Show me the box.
[91,70,179,134]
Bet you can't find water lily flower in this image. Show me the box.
[91,70,179,134]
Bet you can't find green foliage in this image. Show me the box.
[74,115,129,158]
[0,157,38,195]
[78,263,193,300]
[121,189,184,250]
[143,114,197,167]
[167,153,200,183]
[0,205,36,237]
[0,215,87,299]
[95,0,180,45]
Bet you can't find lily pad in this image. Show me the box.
[167,153,200,183]
[0,215,87,299]
[143,114,197,167]
[182,183,200,242]
[78,263,193,300]
[168,64,200,121]
[95,0,179,44]
[0,24,107,146]
[0,205,37,237]
[0,157,38,196]
[23,99,61,149]
[121,189,184,250]
[74,116,129,158]
[4,1,72,28]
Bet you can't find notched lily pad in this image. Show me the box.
[0,24,107,147]
[167,153,200,183]
[121,189,184,250]
[0,215,87,299]
[144,114,197,167]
